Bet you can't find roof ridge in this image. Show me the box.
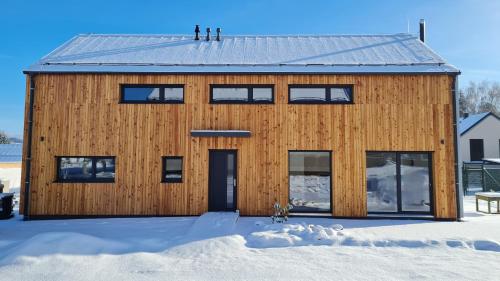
[76,33,417,38]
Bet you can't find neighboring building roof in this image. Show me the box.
[0,144,22,163]
[24,34,459,74]
[459,112,500,135]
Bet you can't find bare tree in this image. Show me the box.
[459,80,500,117]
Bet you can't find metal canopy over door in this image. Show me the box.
[209,150,237,211]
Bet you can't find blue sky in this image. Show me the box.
[1,0,499,137]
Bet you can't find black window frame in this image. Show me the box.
[288,84,354,104]
[120,84,185,104]
[366,151,434,216]
[162,156,183,183]
[288,150,333,214]
[56,156,116,183]
[210,84,275,104]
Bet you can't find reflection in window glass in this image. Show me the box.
[400,154,431,212]
[164,88,184,102]
[58,157,115,182]
[289,88,326,102]
[123,87,161,101]
[212,88,248,102]
[164,157,183,182]
[289,151,331,212]
[366,152,398,212]
[96,158,116,179]
[59,157,94,180]
[330,87,352,102]
[252,88,273,102]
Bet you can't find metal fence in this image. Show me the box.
[462,162,500,194]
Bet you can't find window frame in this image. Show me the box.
[210,84,275,104]
[56,156,116,183]
[162,156,183,183]
[288,84,354,104]
[366,151,434,215]
[288,150,333,214]
[120,84,185,104]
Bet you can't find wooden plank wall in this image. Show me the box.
[20,74,457,219]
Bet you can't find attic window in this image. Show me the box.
[210,85,274,104]
[120,84,184,103]
[288,85,353,104]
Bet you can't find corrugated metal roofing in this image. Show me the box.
[458,112,492,135]
[0,144,22,163]
[25,34,459,74]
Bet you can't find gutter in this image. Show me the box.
[23,74,36,220]
[452,74,463,220]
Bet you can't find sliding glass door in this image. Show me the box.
[366,152,432,215]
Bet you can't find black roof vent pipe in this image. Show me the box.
[206,27,211,41]
[419,19,425,42]
[216,28,221,41]
[194,25,200,40]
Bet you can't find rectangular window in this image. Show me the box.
[57,156,115,183]
[121,85,184,103]
[288,85,353,104]
[289,151,331,212]
[210,85,274,104]
[366,152,432,214]
[469,139,484,161]
[163,157,183,183]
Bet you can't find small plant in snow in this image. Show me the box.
[271,202,293,223]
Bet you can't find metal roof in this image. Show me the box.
[458,112,499,135]
[0,144,22,163]
[25,34,459,74]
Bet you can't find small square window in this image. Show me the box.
[163,157,183,183]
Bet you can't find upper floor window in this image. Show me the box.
[210,85,274,104]
[57,156,115,183]
[120,85,184,103]
[288,85,353,104]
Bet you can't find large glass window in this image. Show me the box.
[400,153,431,212]
[163,157,183,183]
[57,156,115,182]
[289,85,353,104]
[366,152,398,212]
[289,151,331,212]
[210,85,274,104]
[366,152,432,214]
[121,85,184,103]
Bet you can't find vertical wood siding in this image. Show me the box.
[20,74,457,219]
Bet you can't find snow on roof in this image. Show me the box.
[25,34,459,74]
[0,144,22,163]
[459,112,499,135]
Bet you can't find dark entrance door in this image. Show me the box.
[470,139,484,161]
[209,150,237,211]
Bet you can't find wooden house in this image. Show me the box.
[21,24,462,220]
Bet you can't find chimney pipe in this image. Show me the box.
[419,19,425,42]
[206,27,211,41]
[216,27,221,41]
[194,25,200,40]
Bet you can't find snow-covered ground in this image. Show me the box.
[0,168,500,280]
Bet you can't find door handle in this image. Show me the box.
[233,178,237,187]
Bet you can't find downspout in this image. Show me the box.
[452,74,463,220]
[23,74,36,220]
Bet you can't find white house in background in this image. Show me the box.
[459,112,500,162]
